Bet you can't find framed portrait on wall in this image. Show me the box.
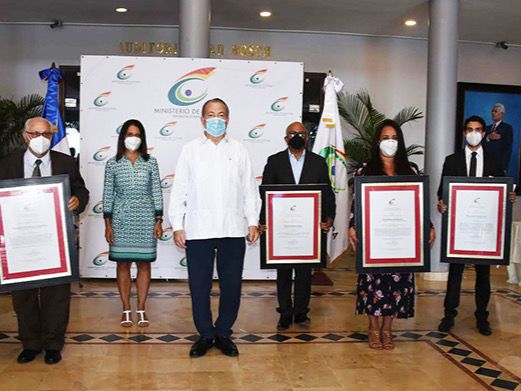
[456,82,521,188]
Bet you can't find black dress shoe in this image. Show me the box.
[215,336,239,357]
[189,337,213,358]
[44,350,62,364]
[294,314,311,325]
[277,315,292,330]
[438,317,455,333]
[477,321,492,336]
[17,349,41,363]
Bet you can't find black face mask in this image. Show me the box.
[288,134,306,150]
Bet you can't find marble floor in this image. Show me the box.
[1,254,520,391]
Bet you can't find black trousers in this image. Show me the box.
[443,264,490,322]
[185,237,245,338]
[276,268,312,317]
[11,283,71,351]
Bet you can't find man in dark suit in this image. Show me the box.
[0,117,89,364]
[437,115,510,336]
[483,103,513,174]
[260,121,336,330]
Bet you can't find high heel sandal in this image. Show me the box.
[368,329,383,350]
[136,310,149,327]
[120,310,133,327]
[382,330,394,350]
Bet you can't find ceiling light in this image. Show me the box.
[259,11,272,18]
[405,19,417,27]
[115,7,128,13]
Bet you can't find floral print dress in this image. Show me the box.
[350,164,417,319]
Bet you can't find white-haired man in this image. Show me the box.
[0,117,89,364]
[483,103,513,174]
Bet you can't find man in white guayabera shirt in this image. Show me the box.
[169,98,260,358]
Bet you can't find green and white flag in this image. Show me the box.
[312,76,348,262]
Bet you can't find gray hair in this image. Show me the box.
[493,103,505,114]
[24,117,53,132]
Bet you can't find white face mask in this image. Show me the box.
[124,136,141,151]
[29,135,51,155]
[465,131,482,147]
[379,139,398,157]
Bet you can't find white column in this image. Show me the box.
[424,0,460,279]
[179,0,210,58]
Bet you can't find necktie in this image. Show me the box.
[32,159,42,177]
[491,123,497,133]
[469,152,477,177]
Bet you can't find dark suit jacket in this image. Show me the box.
[437,148,503,200]
[0,149,89,213]
[260,149,336,224]
[483,121,513,172]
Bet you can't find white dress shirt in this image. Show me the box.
[168,135,260,240]
[24,150,52,178]
[465,145,484,177]
[288,149,306,184]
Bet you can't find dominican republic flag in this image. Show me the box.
[312,76,349,262]
[40,64,70,155]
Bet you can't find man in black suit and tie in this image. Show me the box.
[437,115,512,336]
[260,121,336,329]
[0,117,89,364]
[483,103,513,174]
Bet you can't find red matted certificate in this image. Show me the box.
[354,176,431,273]
[0,175,78,291]
[259,184,328,269]
[441,176,513,265]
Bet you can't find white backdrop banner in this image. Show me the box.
[79,55,303,280]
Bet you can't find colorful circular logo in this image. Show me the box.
[159,227,173,241]
[168,67,216,106]
[116,124,123,134]
[159,121,178,136]
[249,68,267,84]
[179,257,187,267]
[93,146,111,161]
[248,124,266,139]
[319,146,348,192]
[92,201,103,214]
[161,174,175,189]
[93,92,111,107]
[271,97,288,112]
[117,64,134,80]
[93,251,109,266]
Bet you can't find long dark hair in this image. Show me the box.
[116,119,150,161]
[365,119,414,175]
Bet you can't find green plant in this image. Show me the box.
[338,90,424,171]
[0,94,45,158]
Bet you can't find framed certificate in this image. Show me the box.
[441,176,513,265]
[0,175,78,291]
[259,184,328,269]
[354,176,431,273]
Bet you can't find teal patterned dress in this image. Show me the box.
[103,155,163,262]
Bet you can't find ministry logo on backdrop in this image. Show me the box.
[91,146,112,162]
[93,251,109,266]
[246,68,273,89]
[89,200,104,217]
[159,226,173,242]
[89,91,116,112]
[154,121,183,142]
[168,67,216,106]
[243,124,270,144]
[266,96,293,117]
[161,174,176,189]
[117,65,134,80]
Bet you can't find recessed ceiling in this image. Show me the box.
[0,0,520,45]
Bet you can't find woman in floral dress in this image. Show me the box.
[348,119,435,350]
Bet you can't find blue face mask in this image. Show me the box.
[205,117,227,137]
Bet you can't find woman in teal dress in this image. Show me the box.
[103,119,163,327]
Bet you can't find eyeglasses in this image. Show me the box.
[25,131,54,138]
[287,132,306,138]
